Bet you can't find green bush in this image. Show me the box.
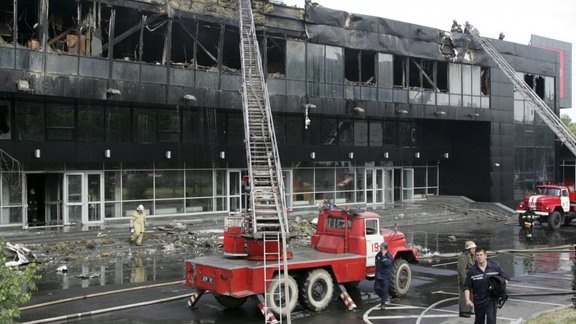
[0,242,41,322]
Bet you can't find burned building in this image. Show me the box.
[0,0,571,227]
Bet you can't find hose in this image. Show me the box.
[20,280,184,311]
[21,293,192,324]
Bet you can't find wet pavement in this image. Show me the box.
[11,199,576,323]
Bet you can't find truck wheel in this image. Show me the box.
[266,273,298,318]
[389,259,411,298]
[548,211,561,230]
[214,294,248,309]
[299,268,334,311]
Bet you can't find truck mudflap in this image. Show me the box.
[337,284,357,310]
[187,289,206,308]
[252,294,279,324]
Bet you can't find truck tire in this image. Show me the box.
[299,268,334,311]
[266,273,298,318]
[214,294,248,309]
[548,211,561,230]
[389,259,411,298]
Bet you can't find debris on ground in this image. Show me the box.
[56,265,68,273]
[4,242,35,267]
[75,272,101,279]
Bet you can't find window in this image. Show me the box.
[393,56,407,88]
[158,110,180,143]
[46,103,75,141]
[326,217,351,230]
[0,101,11,140]
[106,105,131,142]
[15,101,44,141]
[267,36,286,76]
[133,108,157,144]
[183,109,205,144]
[78,103,105,142]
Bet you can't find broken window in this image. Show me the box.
[45,1,100,55]
[345,49,360,82]
[16,0,41,48]
[222,25,240,71]
[141,15,168,64]
[171,19,196,66]
[345,49,376,84]
[361,52,375,84]
[266,36,285,77]
[0,101,11,140]
[481,67,490,95]
[196,22,220,69]
[535,76,545,99]
[0,2,14,44]
[408,58,420,88]
[437,61,448,92]
[393,56,407,88]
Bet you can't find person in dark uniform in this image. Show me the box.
[458,241,476,317]
[374,241,394,310]
[464,248,509,324]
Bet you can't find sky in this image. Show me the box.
[282,0,576,119]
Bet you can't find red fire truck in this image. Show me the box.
[185,207,419,321]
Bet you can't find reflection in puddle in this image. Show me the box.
[37,253,187,291]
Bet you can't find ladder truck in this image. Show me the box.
[467,25,576,233]
[468,25,576,156]
[184,1,419,322]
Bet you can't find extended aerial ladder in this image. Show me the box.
[238,0,291,322]
[468,26,576,157]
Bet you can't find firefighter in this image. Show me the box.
[458,241,476,317]
[374,241,394,310]
[130,204,147,246]
[464,248,509,324]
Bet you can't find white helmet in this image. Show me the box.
[137,204,144,211]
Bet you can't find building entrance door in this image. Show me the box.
[366,168,385,205]
[64,172,104,225]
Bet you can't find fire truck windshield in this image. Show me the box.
[537,188,560,196]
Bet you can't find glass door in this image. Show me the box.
[366,168,374,204]
[64,173,83,225]
[384,168,394,203]
[402,168,414,202]
[86,173,104,223]
[64,173,104,225]
[228,170,242,213]
[375,168,384,204]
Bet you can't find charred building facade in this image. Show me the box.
[0,0,571,227]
